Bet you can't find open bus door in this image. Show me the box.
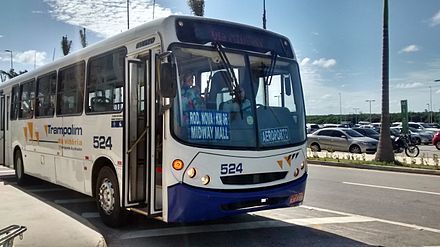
[0,94,4,166]
[124,52,163,217]
[125,56,149,208]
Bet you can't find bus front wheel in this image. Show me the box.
[96,166,125,227]
[14,150,27,185]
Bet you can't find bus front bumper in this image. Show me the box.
[167,173,307,223]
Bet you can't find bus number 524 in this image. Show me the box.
[220,163,243,175]
[93,136,113,150]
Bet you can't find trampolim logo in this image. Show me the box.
[23,122,83,143]
[44,124,83,136]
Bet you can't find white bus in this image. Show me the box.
[0,15,307,227]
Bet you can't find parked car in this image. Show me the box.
[306,123,320,134]
[394,122,439,135]
[390,127,427,145]
[352,127,380,140]
[433,131,440,150]
[307,128,378,154]
[409,127,433,145]
[429,123,440,129]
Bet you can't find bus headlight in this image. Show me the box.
[294,168,300,177]
[187,168,197,178]
[300,162,305,170]
[201,175,210,185]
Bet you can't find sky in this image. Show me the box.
[1,0,439,116]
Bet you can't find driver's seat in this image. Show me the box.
[206,71,229,110]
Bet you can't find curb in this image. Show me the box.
[308,160,440,176]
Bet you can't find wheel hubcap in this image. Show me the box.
[99,178,115,215]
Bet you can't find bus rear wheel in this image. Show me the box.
[96,166,125,227]
[14,150,27,185]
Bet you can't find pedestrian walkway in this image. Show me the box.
[0,166,106,247]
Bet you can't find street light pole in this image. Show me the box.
[366,99,375,123]
[429,86,433,123]
[127,0,130,29]
[339,93,342,124]
[434,80,440,123]
[263,0,267,29]
[4,50,13,70]
[353,107,359,124]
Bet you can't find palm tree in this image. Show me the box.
[0,69,28,82]
[61,35,72,56]
[79,28,87,48]
[187,0,204,16]
[375,0,394,162]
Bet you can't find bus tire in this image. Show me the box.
[14,150,27,185]
[96,166,125,227]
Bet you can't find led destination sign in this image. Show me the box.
[176,19,293,58]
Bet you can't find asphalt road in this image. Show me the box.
[2,165,440,246]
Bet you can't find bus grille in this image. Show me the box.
[220,172,288,185]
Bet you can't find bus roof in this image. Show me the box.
[0,15,295,89]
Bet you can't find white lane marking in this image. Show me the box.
[119,204,440,239]
[282,216,373,226]
[27,188,67,193]
[120,215,375,240]
[54,198,94,204]
[343,181,440,196]
[302,205,440,234]
[81,212,100,219]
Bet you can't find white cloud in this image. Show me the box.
[44,0,176,38]
[394,82,423,89]
[300,57,310,66]
[32,10,44,14]
[399,44,419,53]
[10,50,48,66]
[430,10,440,27]
[312,58,336,68]
[0,35,3,38]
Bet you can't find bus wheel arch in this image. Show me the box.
[92,157,125,227]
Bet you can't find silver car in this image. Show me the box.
[307,128,378,154]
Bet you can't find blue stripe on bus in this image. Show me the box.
[167,173,307,223]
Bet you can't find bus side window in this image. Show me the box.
[36,72,56,118]
[19,79,35,119]
[86,47,126,114]
[10,85,19,121]
[57,61,85,116]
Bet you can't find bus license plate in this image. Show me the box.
[289,192,304,205]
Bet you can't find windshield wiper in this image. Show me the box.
[264,51,277,86]
[214,42,242,103]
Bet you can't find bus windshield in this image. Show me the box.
[171,45,306,149]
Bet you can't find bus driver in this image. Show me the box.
[180,72,204,111]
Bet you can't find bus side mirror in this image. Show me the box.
[159,63,177,98]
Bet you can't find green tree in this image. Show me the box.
[187,0,205,16]
[61,35,72,56]
[79,28,87,48]
[375,0,394,162]
[0,68,28,82]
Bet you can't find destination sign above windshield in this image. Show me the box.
[175,19,293,58]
